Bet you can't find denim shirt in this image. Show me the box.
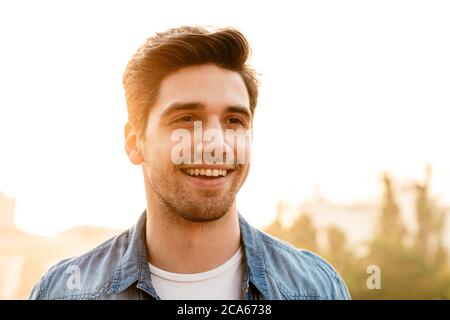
[29,211,351,300]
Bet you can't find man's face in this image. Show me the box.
[139,64,253,223]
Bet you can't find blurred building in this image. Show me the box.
[0,192,122,299]
[277,180,450,257]
[2,181,450,299]
[0,193,15,229]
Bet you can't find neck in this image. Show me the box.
[145,197,241,274]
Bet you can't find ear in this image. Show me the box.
[124,122,144,165]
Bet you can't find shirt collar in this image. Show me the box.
[107,210,269,298]
[106,210,158,298]
[238,212,269,298]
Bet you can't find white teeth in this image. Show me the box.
[184,168,229,177]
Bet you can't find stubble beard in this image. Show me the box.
[145,162,246,224]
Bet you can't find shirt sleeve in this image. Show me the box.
[29,279,44,300]
[333,272,352,300]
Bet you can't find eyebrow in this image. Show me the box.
[160,102,252,119]
[224,105,252,119]
[160,102,206,118]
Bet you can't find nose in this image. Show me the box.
[195,117,233,164]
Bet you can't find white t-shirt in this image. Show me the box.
[149,247,244,300]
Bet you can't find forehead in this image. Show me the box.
[156,64,250,114]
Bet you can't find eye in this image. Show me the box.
[226,117,245,125]
[176,115,195,123]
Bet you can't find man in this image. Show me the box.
[29,26,350,300]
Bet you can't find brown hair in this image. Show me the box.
[123,26,260,138]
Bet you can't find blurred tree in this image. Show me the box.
[360,238,450,299]
[323,225,366,298]
[287,213,318,253]
[263,169,450,299]
[361,167,450,299]
[325,226,348,268]
[377,172,406,243]
[415,165,447,267]
[265,202,318,253]
[264,201,286,240]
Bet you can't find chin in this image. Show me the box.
[174,198,235,223]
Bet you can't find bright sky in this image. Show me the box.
[1,0,449,236]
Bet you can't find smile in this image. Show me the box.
[182,168,229,177]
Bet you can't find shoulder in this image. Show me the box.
[254,228,351,300]
[29,228,131,300]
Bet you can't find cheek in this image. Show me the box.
[228,131,253,165]
[245,142,252,163]
[145,136,179,168]
[236,137,252,166]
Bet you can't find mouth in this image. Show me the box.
[181,167,231,178]
[179,166,235,189]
